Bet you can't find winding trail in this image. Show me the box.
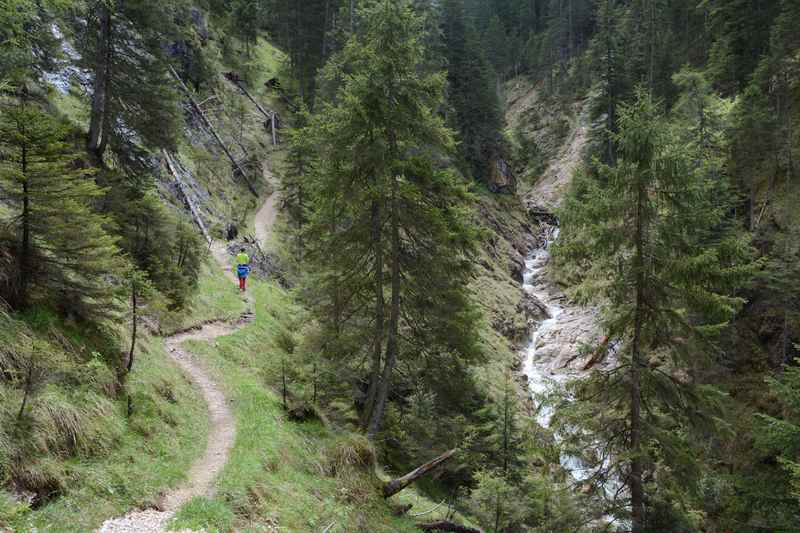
[99,184,280,533]
[254,167,280,248]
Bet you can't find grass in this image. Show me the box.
[4,332,208,532]
[160,258,246,335]
[168,279,471,532]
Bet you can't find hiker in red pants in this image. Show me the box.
[236,248,250,292]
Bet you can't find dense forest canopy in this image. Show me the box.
[1,0,799,532]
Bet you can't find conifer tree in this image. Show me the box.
[756,354,800,523]
[554,91,754,530]
[280,109,315,264]
[79,0,183,162]
[0,93,121,319]
[303,0,482,440]
[441,0,505,184]
[0,0,61,84]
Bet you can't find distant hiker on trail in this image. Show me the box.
[236,248,250,292]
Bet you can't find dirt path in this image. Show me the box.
[254,167,280,249]
[99,181,276,532]
[98,319,246,533]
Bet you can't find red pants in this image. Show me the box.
[239,276,247,291]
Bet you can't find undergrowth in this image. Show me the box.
[168,279,471,532]
[0,261,248,532]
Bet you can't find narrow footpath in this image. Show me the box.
[98,183,279,533]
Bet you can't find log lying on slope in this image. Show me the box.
[224,73,280,146]
[163,150,211,245]
[383,449,456,498]
[168,66,257,196]
[417,521,482,533]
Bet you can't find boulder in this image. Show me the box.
[509,249,525,283]
[488,157,517,194]
[518,293,549,323]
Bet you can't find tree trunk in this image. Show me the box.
[169,67,256,195]
[127,284,137,374]
[368,173,400,440]
[88,3,111,160]
[383,449,457,498]
[493,492,502,532]
[630,165,647,533]
[19,143,30,309]
[362,200,384,432]
[16,363,34,422]
[282,357,288,410]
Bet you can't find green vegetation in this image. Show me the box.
[168,280,470,532]
[2,0,799,531]
[0,310,208,531]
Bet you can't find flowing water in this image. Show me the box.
[521,223,624,506]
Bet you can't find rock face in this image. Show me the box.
[518,293,549,323]
[528,301,601,371]
[488,157,517,194]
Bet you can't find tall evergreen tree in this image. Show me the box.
[0,93,121,319]
[78,0,183,163]
[302,0,482,439]
[554,91,754,530]
[441,0,505,184]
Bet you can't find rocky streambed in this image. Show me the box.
[519,214,616,484]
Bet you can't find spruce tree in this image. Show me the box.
[0,92,121,319]
[78,0,183,163]
[302,0,482,440]
[441,0,505,184]
[554,91,754,530]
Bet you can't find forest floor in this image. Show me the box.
[98,181,280,533]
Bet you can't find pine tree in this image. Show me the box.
[441,0,505,184]
[755,354,800,525]
[78,0,183,163]
[280,108,315,264]
[707,0,781,95]
[0,92,121,320]
[0,0,61,84]
[554,91,754,530]
[303,0,482,440]
[107,184,204,310]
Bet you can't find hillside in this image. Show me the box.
[2,1,800,532]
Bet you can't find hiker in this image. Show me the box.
[236,248,250,292]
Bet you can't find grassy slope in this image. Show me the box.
[0,261,246,532]
[168,278,471,532]
[160,259,246,335]
[469,188,536,395]
[3,332,207,532]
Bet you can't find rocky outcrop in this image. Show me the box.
[488,157,516,194]
[518,293,549,323]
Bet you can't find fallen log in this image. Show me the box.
[224,73,280,146]
[383,449,456,498]
[417,521,482,533]
[162,150,211,245]
[169,66,257,196]
[582,335,610,371]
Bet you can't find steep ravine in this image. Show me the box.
[513,87,614,480]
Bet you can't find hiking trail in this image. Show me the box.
[98,184,280,533]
